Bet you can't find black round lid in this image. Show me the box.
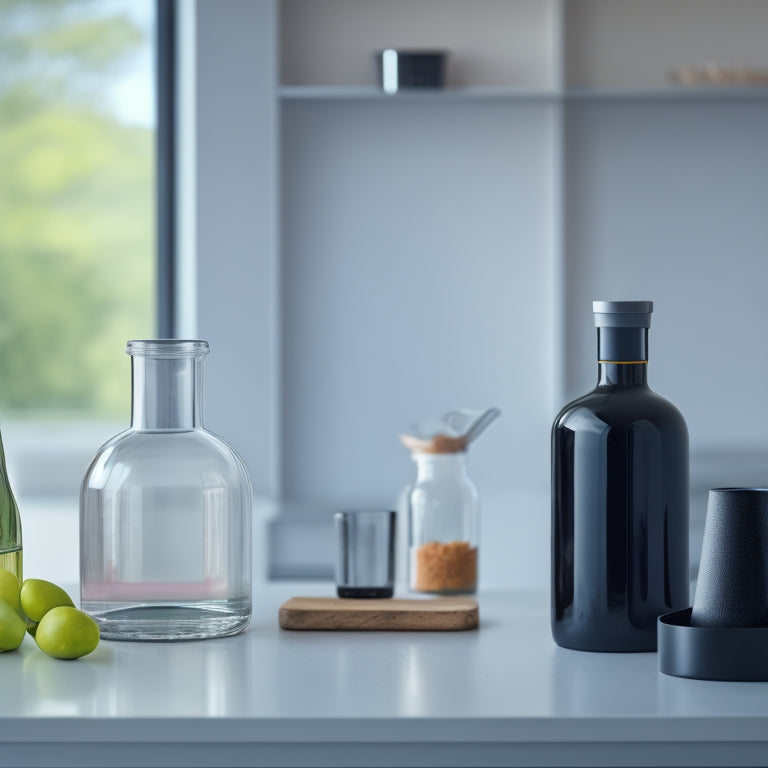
[593,300,653,328]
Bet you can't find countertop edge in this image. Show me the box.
[1,716,767,743]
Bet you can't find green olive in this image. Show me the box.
[20,579,74,624]
[0,598,27,652]
[34,606,100,660]
[0,568,21,615]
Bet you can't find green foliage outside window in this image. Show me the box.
[0,0,155,420]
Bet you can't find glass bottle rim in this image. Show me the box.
[126,340,210,358]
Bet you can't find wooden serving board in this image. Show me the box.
[279,596,479,631]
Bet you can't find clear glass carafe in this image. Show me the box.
[408,452,479,595]
[80,340,252,640]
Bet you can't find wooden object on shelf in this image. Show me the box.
[279,596,479,631]
[669,65,768,87]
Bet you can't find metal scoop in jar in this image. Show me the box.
[399,407,501,454]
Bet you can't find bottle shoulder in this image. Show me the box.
[82,427,251,491]
[90,426,240,456]
[553,385,688,435]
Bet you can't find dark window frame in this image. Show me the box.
[156,0,176,338]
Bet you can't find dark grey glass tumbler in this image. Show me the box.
[335,510,396,598]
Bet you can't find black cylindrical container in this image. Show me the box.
[551,301,689,651]
[691,488,768,628]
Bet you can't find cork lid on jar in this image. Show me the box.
[399,432,467,454]
[399,407,501,455]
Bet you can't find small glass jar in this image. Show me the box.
[408,451,479,594]
[80,340,252,641]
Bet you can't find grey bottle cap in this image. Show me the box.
[593,300,653,328]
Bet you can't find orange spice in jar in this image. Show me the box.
[412,540,477,593]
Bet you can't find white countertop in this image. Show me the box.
[2,583,768,767]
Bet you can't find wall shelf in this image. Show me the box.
[280,85,768,103]
[279,86,557,101]
[563,86,768,102]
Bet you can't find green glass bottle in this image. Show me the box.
[0,433,22,583]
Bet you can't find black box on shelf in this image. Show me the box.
[376,50,447,94]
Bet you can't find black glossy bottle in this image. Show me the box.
[552,301,689,652]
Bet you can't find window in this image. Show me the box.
[0,0,156,422]
[0,0,158,581]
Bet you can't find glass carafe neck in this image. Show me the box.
[597,327,648,387]
[128,340,209,430]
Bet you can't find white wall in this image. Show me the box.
[281,101,555,505]
[194,1,768,588]
[194,0,280,499]
[564,101,768,443]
